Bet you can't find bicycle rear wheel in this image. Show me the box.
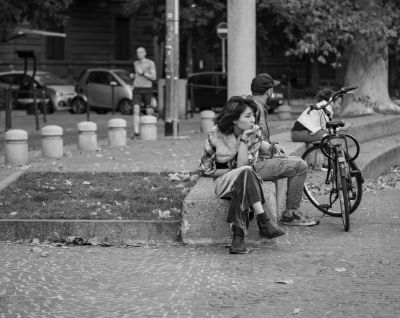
[302,145,363,217]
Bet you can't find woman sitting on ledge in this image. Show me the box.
[198,95,285,254]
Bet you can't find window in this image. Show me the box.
[87,71,111,85]
[46,36,65,60]
[115,17,130,60]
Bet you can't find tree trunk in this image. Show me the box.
[342,0,400,116]
[342,42,400,116]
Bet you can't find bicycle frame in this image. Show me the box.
[320,134,348,212]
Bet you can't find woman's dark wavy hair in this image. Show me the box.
[215,95,258,134]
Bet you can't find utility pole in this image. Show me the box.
[165,0,179,137]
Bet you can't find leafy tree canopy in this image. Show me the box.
[258,0,400,66]
[124,0,226,44]
[0,0,73,42]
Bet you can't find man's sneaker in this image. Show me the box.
[281,213,317,226]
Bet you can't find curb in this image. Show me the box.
[0,219,181,245]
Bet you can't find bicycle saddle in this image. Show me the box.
[326,120,345,128]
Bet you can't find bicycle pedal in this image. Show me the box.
[318,204,330,210]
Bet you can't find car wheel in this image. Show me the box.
[71,98,87,114]
[119,99,133,115]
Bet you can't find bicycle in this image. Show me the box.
[301,86,364,231]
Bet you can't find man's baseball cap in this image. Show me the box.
[251,73,280,94]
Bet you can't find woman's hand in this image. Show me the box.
[241,124,260,141]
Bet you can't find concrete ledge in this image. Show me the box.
[181,177,286,245]
[0,219,180,244]
[356,134,400,180]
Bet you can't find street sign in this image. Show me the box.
[216,22,227,39]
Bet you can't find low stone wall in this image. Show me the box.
[0,219,180,244]
[181,177,287,245]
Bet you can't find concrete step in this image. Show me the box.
[356,133,400,180]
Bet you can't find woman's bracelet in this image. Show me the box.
[240,138,248,144]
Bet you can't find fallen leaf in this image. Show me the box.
[334,267,346,272]
[31,238,40,245]
[88,237,99,246]
[293,308,301,314]
[31,247,43,253]
[275,279,294,285]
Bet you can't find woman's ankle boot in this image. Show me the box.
[229,226,249,254]
[256,213,285,239]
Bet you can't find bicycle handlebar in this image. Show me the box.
[307,86,358,114]
[330,86,358,102]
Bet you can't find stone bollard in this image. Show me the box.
[140,115,157,140]
[108,118,127,147]
[5,129,28,165]
[200,110,216,133]
[41,125,63,158]
[77,121,97,151]
[276,104,292,120]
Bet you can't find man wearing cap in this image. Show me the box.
[251,73,316,227]
[250,73,280,141]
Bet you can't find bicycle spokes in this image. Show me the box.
[302,145,363,218]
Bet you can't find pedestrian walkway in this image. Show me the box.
[1,188,399,317]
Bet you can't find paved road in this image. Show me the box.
[1,188,399,318]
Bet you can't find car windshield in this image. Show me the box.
[114,70,133,85]
[35,73,70,85]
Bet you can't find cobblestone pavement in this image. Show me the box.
[1,188,399,318]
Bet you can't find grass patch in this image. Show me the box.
[0,172,197,220]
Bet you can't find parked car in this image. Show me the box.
[0,70,76,113]
[187,71,284,113]
[72,68,134,114]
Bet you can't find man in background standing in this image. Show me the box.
[131,47,157,138]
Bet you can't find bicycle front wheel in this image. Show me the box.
[302,145,362,217]
[338,162,351,231]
